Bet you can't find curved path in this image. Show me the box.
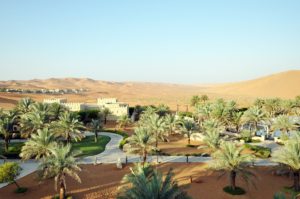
[0,132,278,188]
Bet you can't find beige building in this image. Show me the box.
[43,97,129,120]
[97,98,129,120]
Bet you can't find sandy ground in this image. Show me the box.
[0,70,299,110]
[158,134,210,155]
[0,163,292,199]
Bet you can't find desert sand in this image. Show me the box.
[0,70,299,109]
[0,163,292,199]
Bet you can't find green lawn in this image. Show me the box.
[72,135,111,157]
[0,135,111,159]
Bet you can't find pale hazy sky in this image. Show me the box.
[0,0,299,83]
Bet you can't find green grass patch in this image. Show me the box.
[72,135,110,157]
[244,144,271,158]
[0,142,24,159]
[223,186,246,195]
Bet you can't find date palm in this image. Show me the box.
[164,114,178,135]
[127,127,155,165]
[190,95,201,107]
[102,107,111,124]
[243,106,266,135]
[209,141,255,191]
[54,112,85,143]
[17,98,34,114]
[0,111,17,152]
[202,129,222,151]
[179,119,197,145]
[272,115,297,137]
[202,118,224,133]
[229,111,244,133]
[155,104,170,117]
[148,114,167,148]
[90,119,103,142]
[272,132,300,191]
[20,128,57,160]
[20,111,50,137]
[117,114,131,130]
[49,103,68,121]
[38,144,81,199]
[117,163,190,199]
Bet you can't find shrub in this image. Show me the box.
[244,144,271,158]
[223,186,246,195]
[119,138,128,149]
[240,130,252,143]
[0,162,26,193]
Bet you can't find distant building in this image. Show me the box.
[97,98,129,120]
[43,97,129,120]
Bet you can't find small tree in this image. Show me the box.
[179,119,197,145]
[90,119,103,143]
[209,142,255,194]
[117,115,131,130]
[0,162,26,193]
[202,129,222,151]
[102,108,111,124]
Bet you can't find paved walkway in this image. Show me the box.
[0,132,279,189]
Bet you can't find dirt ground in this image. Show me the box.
[158,134,210,155]
[0,163,292,199]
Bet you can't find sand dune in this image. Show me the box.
[0,70,299,109]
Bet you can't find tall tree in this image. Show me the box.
[209,142,255,191]
[127,127,155,165]
[54,112,85,143]
[90,119,103,143]
[273,132,300,191]
[243,106,266,135]
[0,111,16,152]
[148,114,167,148]
[39,144,81,199]
[179,119,197,145]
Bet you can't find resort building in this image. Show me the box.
[43,97,129,120]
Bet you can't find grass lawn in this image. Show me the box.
[0,142,24,158]
[72,135,111,157]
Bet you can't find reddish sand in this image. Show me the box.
[0,163,293,199]
[1,70,300,110]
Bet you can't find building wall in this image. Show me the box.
[43,98,67,104]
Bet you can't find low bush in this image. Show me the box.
[223,186,246,195]
[244,144,271,158]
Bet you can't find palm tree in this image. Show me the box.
[39,144,81,199]
[243,106,266,135]
[0,111,16,152]
[190,95,200,107]
[272,132,300,191]
[102,107,111,124]
[200,94,209,103]
[148,114,167,148]
[179,119,197,145]
[54,112,85,143]
[127,127,155,165]
[209,141,255,191]
[202,129,222,151]
[49,103,68,121]
[229,111,244,133]
[272,115,297,138]
[90,119,103,142]
[20,128,57,160]
[155,104,170,117]
[17,98,34,114]
[117,114,131,130]
[20,111,50,137]
[117,163,190,199]
[202,118,224,133]
[164,114,178,135]
[194,103,212,124]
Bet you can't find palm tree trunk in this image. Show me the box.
[4,138,9,152]
[293,171,300,192]
[188,130,191,145]
[155,132,158,148]
[104,116,107,124]
[230,171,237,190]
[13,180,20,189]
[94,131,98,143]
[142,150,147,166]
[59,181,66,199]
